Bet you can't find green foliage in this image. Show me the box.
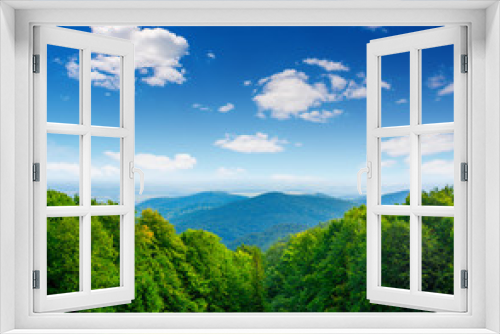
[46,187,454,313]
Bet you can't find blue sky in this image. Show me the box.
[46,26,455,201]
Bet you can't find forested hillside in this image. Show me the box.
[46,186,454,312]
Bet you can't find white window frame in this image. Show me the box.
[1,1,499,333]
[366,26,467,312]
[33,26,136,313]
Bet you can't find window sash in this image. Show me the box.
[366,26,468,312]
[33,25,135,313]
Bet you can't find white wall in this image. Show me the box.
[486,2,500,332]
[0,2,16,333]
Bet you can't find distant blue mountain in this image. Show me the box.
[135,191,246,220]
[348,190,410,206]
[171,192,357,248]
[137,190,410,250]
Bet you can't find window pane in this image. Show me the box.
[421,216,454,295]
[381,215,410,290]
[91,215,121,290]
[47,133,80,205]
[380,136,410,204]
[420,133,454,206]
[381,52,410,127]
[47,216,80,295]
[91,53,121,127]
[47,44,80,124]
[91,137,121,205]
[421,45,454,124]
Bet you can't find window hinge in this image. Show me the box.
[33,54,40,73]
[461,54,468,73]
[33,163,40,182]
[33,270,40,289]
[461,162,468,181]
[461,270,468,289]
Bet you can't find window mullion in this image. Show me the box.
[82,47,92,294]
[409,48,420,294]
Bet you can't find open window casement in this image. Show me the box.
[33,26,142,312]
[363,26,467,312]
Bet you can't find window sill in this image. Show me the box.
[4,329,497,334]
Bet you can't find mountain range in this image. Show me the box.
[136,190,410,250]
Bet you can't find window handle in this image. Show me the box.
[129,162,145,195]
[357,161,372,195]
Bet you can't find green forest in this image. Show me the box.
[46,186,454,312]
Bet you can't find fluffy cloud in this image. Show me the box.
[218,103,235,113]
[438,83,454,96]
[214,132,287,153]
[105,151,196,171]
[253,69,330,120]
[47,162,120,180]
[364,26,388,33]
[328,74,348,90]
[88,26,189,87]
[303,58,349,72]
[299,109,343,123]
[271,174,320,183]
[381,160,397,168]
[395,98,408,104]
[192,103,211,111]
[382,133,454,157]
[216,167,246,177]
[343,79,367,99]
[243,80,252,86]
[422,159,454,175]
[427,74,446,89]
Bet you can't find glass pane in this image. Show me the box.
[381,52,410,127]
[47,133,80,205]
[91,137,121,205]
[421,45,454,124]
[380,136,410,204]
[421,133,454,206]
[422,216,454,294]
[91,215,121,290]
[47,216,80,295]
[381,215,410,290]
[47,44,80,124]
[91,53,121,127]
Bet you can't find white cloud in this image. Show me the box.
[381,133,454,157]
[216,167,246,178]
[298,109,343,123]
[427,74,446,89]
[364,26,388,33]
[243,80,252,86]
[47,162,120,180]
[192,103,211,111]
[328,74,348,90]
[381,160,397,168]
[253,69,329,120]
[422,159,454,175]
[105,151,196,171]
[438,83,454,96]
[89,26,189,87]
[303,58,349,72]
[218,103,235,113]
[271,174,320,183]
[395,98,408,104]
[91,165,120,178]
[343,80,367,99]
[380,80,391,90]
[47,162,79,176]
[207,52,216,59]
[214,132,287,153]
